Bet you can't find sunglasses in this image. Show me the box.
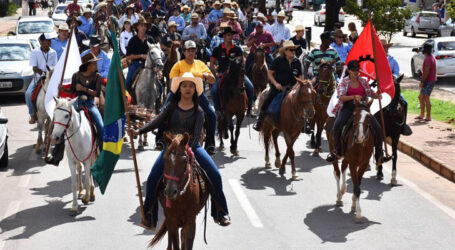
[287,49,295,52]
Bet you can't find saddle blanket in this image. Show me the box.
[268,89,290,121]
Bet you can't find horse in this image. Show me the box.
[309,62,335,156]
[97,21,111,53]
[217,58,246,156]
[50,97,97,216]
[375,74,405,185]
[163,42,181,96]
[34,70,53,154]
[250,46,268,112]
[325,100,375,222]
[149,132,209,250]
[131,43,164,149]
[261,79,315,179]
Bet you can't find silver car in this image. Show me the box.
[404,11,441,38]
[0,37,37,95]
[438,18,455,37]
[411,37,455,79]
[313,4,345,27]
[0,107,8,168]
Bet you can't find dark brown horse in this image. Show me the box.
[250,47,268,106]
[261,79,315,179]
[325,100,375,222]
[309,62,335,156]
[149,132,209,250]
[163,42,181,96]
[218,58,246,156]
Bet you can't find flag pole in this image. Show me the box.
[108,18,146,223]
[369,19,390,159]
[45,22,75,160]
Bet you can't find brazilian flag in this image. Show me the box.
[91,24,126,194]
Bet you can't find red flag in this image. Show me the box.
[346,21,395,99]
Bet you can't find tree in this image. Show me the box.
[344,0,412,43]
[447,0,455,20]
[325,0,345,31]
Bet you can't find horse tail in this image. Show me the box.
[148,219,167,248]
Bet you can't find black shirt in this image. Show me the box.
[146,24,161,43]
[290,36,306,58]
[126,35,149,63]
[211,43,244,73]
[71,71,102,100]
[161,32,182,48]
[270,56,302,87]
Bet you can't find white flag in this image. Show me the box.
[45,30,81,119]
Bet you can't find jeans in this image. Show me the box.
[25,77,38,116]
[260,85,280,112]
[157,92,216,148]
[245,52,273,74]
[125,60,143,91]
[74,98,104,142]
[211,75,254,111]
[205,48,212,58]
[143,143,229,224]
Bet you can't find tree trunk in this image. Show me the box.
[259,0,266,14]
[325,0,342,31]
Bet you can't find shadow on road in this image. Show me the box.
[30,177,72,198]
[240,167,297,196]
[128,181,161,236]
[304,205,381,243]
[213,150,246,167]
[345,175,397,201]
[0,200,95,240]
[3,145,47,176]
[294,150,328,173]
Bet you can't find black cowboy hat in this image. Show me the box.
[79,52,101,71]
[133,17,151,30]
[82,35,105,47]
[219,26,237,37]
[347,60,360,71]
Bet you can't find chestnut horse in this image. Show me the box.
[149,133,209,250]
[325,101,375,222]
[163,42,181,96]
[261,79,315,179]
[309,62,335,156]
[250,47,268,110]
[218,58,246,156]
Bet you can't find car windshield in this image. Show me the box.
[18,21,54,34]
[438,41,455,51]
[55,5,66,13]
[0,44,30,61]
[421,12,439,18]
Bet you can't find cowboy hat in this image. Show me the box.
[219,26,237,37]
[219,21,230,28]
[167,20,177,27]
[223,8,231,15]
[79,52,101,71]
[223,0,232,5]
[380,39,393,48]
[190,12,200,19]
[333,29,344,38]
[125,3,135,11]
[171,72,204,96]
[279,40,299,53]
[195,1,204,6]
[39,32,57,41]
[96,2,107,9]
[257,13,267,21]
[277,11,286,17]
[213,1,221,6]
[181,5,190,11]
[82,35,104,47]
[293,25,305,32]
[133,17,150,29]
[82,9,92,15]
[58,23,70,31]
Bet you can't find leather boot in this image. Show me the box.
[253,110,266,131]
[29,115,37,124]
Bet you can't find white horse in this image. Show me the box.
[50,97,96,216]
[34,72,52,154]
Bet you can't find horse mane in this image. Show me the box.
[220,59,244,103]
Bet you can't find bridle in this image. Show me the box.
[291,84,314,123]
[353,108,372,146]
[145,48,163,71]
[317,64,335,99]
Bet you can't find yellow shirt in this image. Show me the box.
[169,59,213,79]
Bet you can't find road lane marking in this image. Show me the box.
[228,179,264,228]
[18,174,31,188]
[0,239,5,250]
[3,201,21,221]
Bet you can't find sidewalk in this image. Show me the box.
[0,7,48,36]
[394,78,455,182]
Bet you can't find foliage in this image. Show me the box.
[7,1,17,16]
[0,1,17,17]
[344,0,412,43]
[448,0,455,20]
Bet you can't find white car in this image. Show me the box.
[411,37,455,79]
[14,16,56,40]
[52,4,69,27]
[65,0,92,9]
[0,107,8,168]
[314,4,345,27]
[291,0,304,9]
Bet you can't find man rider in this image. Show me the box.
[269,11,291,46]
[208,1,223,23]
[51,23,70,60]
[245,21,275,73]
[81,35,111,79]
[330,29,352,77]
[182,12,207,42]
[160,21,181,57]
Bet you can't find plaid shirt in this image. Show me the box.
[332,77,374,115]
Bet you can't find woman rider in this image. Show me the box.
[326,60,389,164]
[125,17,149,91]
[128,72,230,229]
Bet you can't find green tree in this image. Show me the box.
[447,0,455,20]
[344,0,412,43]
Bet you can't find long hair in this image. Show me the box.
[170,82,200,115]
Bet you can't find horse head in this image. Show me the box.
[51,97,78,144]
[254,47,265,64]
[227,57,245,89]
[163,132,192,201]
[295,78,316,119]
[353,99,373,144]
[317,62,335,94]
[146,43,164,71]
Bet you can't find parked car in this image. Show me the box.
[65,0,92,9]
[438,18,455,37]
[313,4,345,26]
[52,4,69,27]
[403,11,441,38]
[0,107,8,168]
[0,37,36,96]
[291,0,305,9]
[411,37,455,79]
[266,0,277,10]
[12,16,56,40]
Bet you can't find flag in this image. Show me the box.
[91,26,126,194]
[45,29,81,119]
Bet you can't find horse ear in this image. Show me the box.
[164,132,173,146]
[180,132,190,147]
[68,96,79,107]
[397,74,404,84]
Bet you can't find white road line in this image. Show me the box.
[18,174,31,188]
[3,201,21,221]
[383,167,455,220]
[0,239,5,250]
[228,179,264,228]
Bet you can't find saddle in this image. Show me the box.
[267,88,290,121]
[31,78,44,110]
[325,115,355,156]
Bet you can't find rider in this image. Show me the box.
[119,4,139,29]
[59,52,104,147]
[128,72,230,229]
[160,21,182,58]
[125,17,150,91]
[26,33,58,124]
[51,23,70,60]
[290,25,306,58]
[168,6,185,33]
[81,35,111,79]
[245,21,275,72]
[228,12,243,42]
[209,26,255,116]
[269,11,291,47]
[381,39,413,136]
[207,1,223,24]
[326,60,387,164]
[330,29,352,76]
[64,0,81,18]
[182,12,207,42]
[78,9,94,37]
[253,40,302,131]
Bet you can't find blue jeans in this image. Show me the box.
[245,52,273,73]
[25,77,38,116]
[74,98,104,141]
[143,143,229,223]
[125,61,143,90]
[211,75,254,111]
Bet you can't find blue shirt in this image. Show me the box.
[210,35,223,51]
[51,37,69,60]
[114,0,122,5]
[81,49,111,79]
[182,23,207,41]
[79,16,94,37]
[208,9,223,23]
[388,55,400,78]
[330,42,352,63]
[168,15,186,32]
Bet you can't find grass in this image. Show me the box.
[402,89,455,125]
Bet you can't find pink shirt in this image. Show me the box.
[347,85,365,96]
[247,30,275,54]
[423,54,437,82]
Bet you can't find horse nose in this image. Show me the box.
[164,187,178,199]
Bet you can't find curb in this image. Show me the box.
[388,138,455,183]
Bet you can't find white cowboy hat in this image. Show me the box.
[171,72,203,96]
[279,40,299,53]
[293,25,305,32]
[277,11,286,17]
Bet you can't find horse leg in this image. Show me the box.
[230,114,243,156]
[69,160,79,216]
[228,116,237,155]
[138,135,144,151]
[272,129,280,169]
[143,133,149,147]
[168,226,180,250]
[81,161,92,204]
[287,138,299,180]
[90,174,95,202]
[263,127,271,169]
[218,116,225,150]
[391,137,399,186]
[333,160,342,206]
[35,121,43,154]
[341,161,347,195]
[183,220,196,250]
[312,121,324,156]
[77,162,83,198]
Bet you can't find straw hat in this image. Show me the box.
[125,4,135,11]
[333,29,344,38]
[79,52,101,71]
[195,1,204,6]
[257,13,267,21]
[223,8,231,15]
[213,1,221,6]
[181,5,190,11]
[83,9,92,15]
[380,39,393,48]
[223,0,232,5]
[133,17,150,29]
[171,72,204,96]
[279,40,299,53]
[97,2,107,9]
[168,20,177,27]
[190,12,200,19]
[277,11,286,18]
[219,22,230,28]
[58,23,70,31]
[294,25,305,32]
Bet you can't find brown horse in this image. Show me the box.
[261,79,315,179]
[309,62,335,156]
[250,47,268,108]
[325,100,375,222]
[149,132,209,250]
[218,58,247,156]
[163,42,181,96]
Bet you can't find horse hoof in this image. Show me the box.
[90,195,95,202]
[69,208,78,216]
[219,145,225,151]
[292,175,300,181]
[391,179,398,186]
[336,200,343,207]
[351,207,356,213]
[354,216,364,224]
[279,167,285,175]
[377,172,384,180]
[265,163,272,169]
[274,160,281,168]
[312,150,319,157]
[230,149,239,156]
[82,196,90,205]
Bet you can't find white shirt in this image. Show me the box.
[120,30,133,55]
[29,47,58,78]
[264,23,272,33]
[119,14,139,30]
[270,22,290,42]
[237,8,246,22]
